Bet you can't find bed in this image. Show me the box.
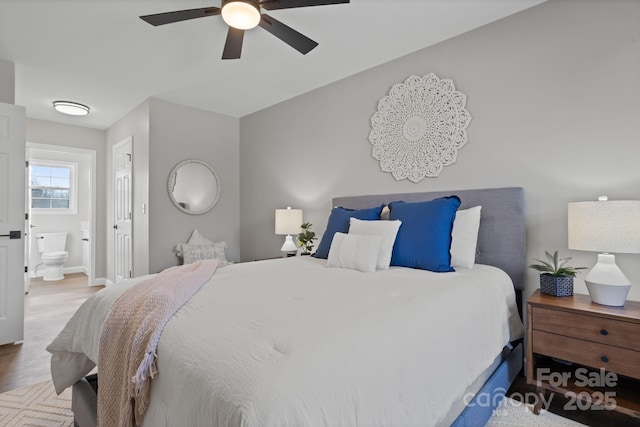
[48,186,526,427]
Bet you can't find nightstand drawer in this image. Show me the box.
[532,330,640,380]
[532,306,640,351]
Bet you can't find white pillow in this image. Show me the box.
[348,218,401,270]
[176,228,213,258]
[182,241,232,266]
[326,233,382,273]
[450,206,481,269]
[176,229,213,257]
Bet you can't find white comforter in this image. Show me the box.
[48,257,523,427]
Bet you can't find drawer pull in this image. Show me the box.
[600,329,609,336]
[601,356,609,363]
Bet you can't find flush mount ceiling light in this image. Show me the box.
[53,101,90,116]
[221,0,260,30]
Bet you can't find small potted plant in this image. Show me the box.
[529,250,586,296]
[298,222,317,255]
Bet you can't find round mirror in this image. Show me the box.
[167,159,220,215]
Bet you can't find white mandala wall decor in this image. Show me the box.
[369,73,472,182]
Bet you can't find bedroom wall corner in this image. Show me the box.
[0,59,15,105]
[105,100,150,281]
[148,99,240,273]
[239,0,640,301]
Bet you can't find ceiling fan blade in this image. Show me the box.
[222,27,245,60]
[260,0,349,10]
[259,14,318,55]
[140,7,221,26]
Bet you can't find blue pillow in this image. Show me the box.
[313,205,384,259]
[389,196,461,272]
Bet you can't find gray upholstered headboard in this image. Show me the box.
[332,187,526,292]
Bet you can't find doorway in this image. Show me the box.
[25,143,97,289]
[112,137,132,283]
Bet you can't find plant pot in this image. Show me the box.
[540,274,573,297]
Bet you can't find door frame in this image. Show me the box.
[26,142,97,286]
[0,102,25,345]
[112,136,133,283]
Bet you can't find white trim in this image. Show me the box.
[112,136,133,282]
[30,265,86,279]
[26,142,97,287]
[94,277,113,287]
[29,159,78,214]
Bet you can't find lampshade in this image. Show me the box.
[221,0,260,30]
[568,197,640,306]
[568,199,640,253]
[275,207,303,235]
[275,207,302,254]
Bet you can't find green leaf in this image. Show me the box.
[529,250,586,276]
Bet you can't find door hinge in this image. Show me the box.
[26,160,29,167]
[25,266,28,273]
[25,212,28,220]
[129,271,132,278]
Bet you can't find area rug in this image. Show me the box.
[487,396,587,427]
[0,380,73,426]
[1,381,585,427]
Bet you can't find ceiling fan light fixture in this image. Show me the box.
[53,101,90,116]
[221,0,260,30]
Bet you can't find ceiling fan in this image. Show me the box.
[140,0,350,60]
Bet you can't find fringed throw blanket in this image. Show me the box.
[98,259,218,426]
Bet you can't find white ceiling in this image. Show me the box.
[0,0,544,130]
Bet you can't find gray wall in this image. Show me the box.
[239,0,640,301]
[0,59,14,104]
[148,99,240,273]
[26,119,107,279]
[105,98,240,279]
[105,100,150,281]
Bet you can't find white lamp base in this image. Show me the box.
[585,253,631,306]
[586,281,631,307]
[280,235,298,254]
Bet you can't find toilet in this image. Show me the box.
[36,232,69,281]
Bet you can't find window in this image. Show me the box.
[30,161,77,214]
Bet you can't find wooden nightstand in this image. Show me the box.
[526,290,640,418]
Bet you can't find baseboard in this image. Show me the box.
[94,277,113,287]
[28,269,112,287]
[29,265,87,279]
[65,266,85,275]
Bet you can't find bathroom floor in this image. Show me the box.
[0,273,103,393]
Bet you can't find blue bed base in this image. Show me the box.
[450,342,523,427]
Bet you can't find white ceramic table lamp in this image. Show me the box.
[568,197,640,306]
[275,207,303,255]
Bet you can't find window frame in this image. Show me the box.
[29,159,78,215]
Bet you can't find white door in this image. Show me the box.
[0,102,26,345]
[113,137,132,283]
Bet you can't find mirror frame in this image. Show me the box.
[167,159,221,215]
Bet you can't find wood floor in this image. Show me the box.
[0,273,103,393]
